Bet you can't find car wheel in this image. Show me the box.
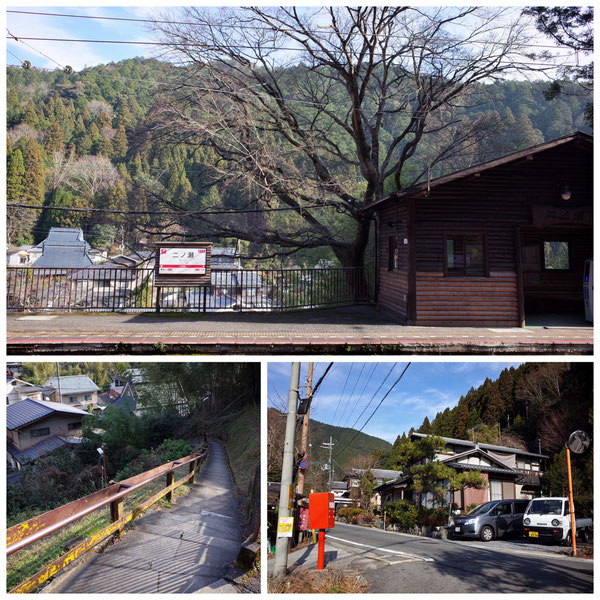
[579,529,589,544]
[480,525,494,542]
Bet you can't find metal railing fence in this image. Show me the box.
[7,266,371,312]
[6,447,207,593]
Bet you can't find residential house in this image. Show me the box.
[7,376,58,405]
[7,398,88,469]
[97,375,137,413]
[365,132,592,326]
[43,375,100,408]
[375,433,547,511]
[344,468,403,509]
[6,245,41,267]
[33,228,94,269]
[183,247,269,310]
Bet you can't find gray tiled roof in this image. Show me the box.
[34,228,93,268]
[348,468,402,480]
[7,435,82,464]
[43,375,100,395]
[330,481,348,490]
[7,398,88,430]
[36,228,90,248]
[443,461,519,476]
[411,432,548,459]
[34,247,93,268]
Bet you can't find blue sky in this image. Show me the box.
[6,6,164,71]
[268,362,522,444]
[6,6,578,74]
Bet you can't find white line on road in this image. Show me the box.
[327,535,434,562]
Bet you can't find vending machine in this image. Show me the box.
[583,259,593,322]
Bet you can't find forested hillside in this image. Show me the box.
[381,363,593,506]
[7,58,592,266]
[267,408,391,484]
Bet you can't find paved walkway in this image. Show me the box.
[45,441,242,594]
[7,307,593,354]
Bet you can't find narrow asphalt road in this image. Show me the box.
[44,440,243,594]
[7,307,593,354]
[324,523,593,593]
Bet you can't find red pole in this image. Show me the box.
[317,529,326,570]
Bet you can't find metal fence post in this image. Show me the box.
[155,286,161,313]
[166,470,174,502]
[110,497,124,538]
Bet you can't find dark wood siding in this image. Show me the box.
[415,272,519,326]
[378,202,409,320]
[374,138,592,326]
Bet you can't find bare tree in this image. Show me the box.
[150,7,532,268]
[47,149,75,192]
[64,155,120,198]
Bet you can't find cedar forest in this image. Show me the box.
[7,58,592,266]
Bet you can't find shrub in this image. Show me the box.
[155,438,191,462]
[337,507,350,520]
[383,500,418,528]
[114,453,162,481]
[417,507,447,527]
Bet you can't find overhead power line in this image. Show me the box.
[5,36,581,69]
[7,202,341,216]
[335,362,411,458]
[7,9,576,51]
[309,362,335,399]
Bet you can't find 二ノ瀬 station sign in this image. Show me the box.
[154,242,212,287]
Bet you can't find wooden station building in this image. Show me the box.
[366,132,593,326]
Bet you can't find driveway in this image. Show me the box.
[7,306,593,354]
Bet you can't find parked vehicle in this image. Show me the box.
[523,497,592,544]
[451,499,530,542]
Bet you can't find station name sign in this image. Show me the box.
[155,242,212,287]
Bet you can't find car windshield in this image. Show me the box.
[466,502,495,516]
[526,499,563,516]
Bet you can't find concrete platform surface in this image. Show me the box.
[44,440,243,594]
[7,306,593,354]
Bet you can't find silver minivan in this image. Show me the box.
[451,499,530,541]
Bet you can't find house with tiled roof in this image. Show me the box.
[7,398,88,469]
[344,467,403,509]
[375,433,547,511]
[43,375,100,408]
[96,375,137,413]
[34,228,94,269]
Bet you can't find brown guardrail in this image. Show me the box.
[6,447,207,593]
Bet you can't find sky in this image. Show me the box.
[6,7,164,71]
[268,361,522,444]
[5,5,583,73]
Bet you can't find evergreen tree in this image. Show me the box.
[44,122,65,155]
[17,138,45,208]
[455,397,469,439]
[7,147,25,203]
[483,383,503,425]
[419,416,432,434]
[22,99,39,127]
[113,124,128,160]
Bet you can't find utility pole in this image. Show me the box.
[273,362,301,578]
[297,362,313,496]
[56,362,63,404]
[321,437,335,491]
